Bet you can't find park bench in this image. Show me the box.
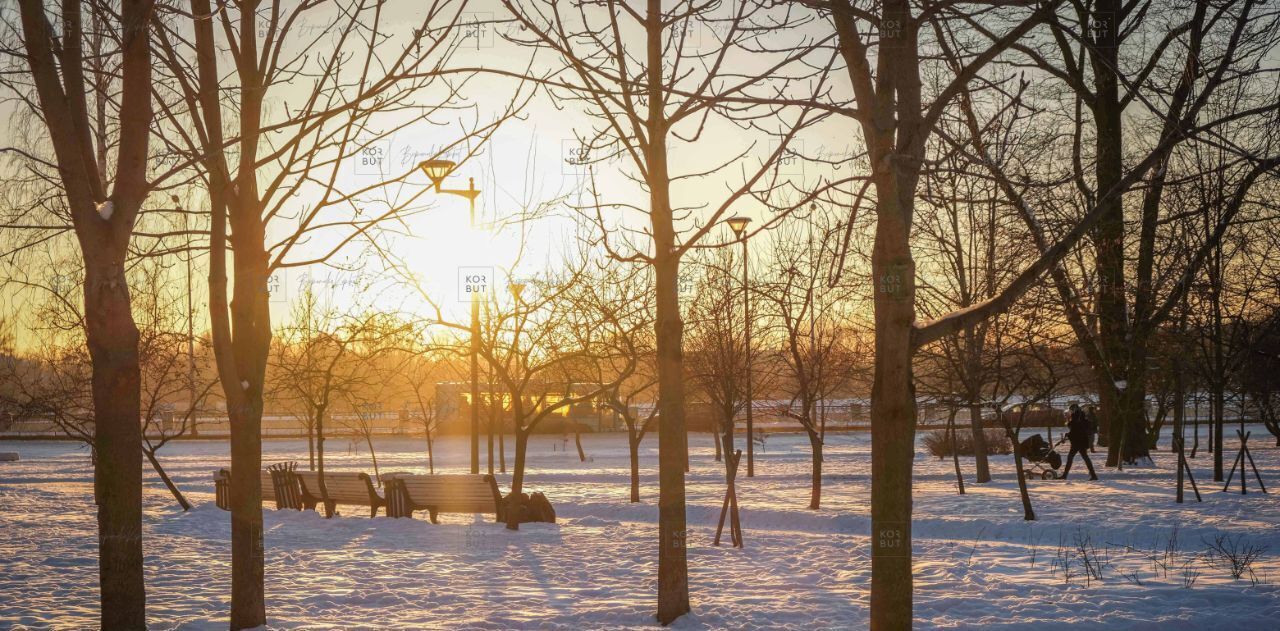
[294,470,385,518]
[213,466,303,511]
[383,474,504,523]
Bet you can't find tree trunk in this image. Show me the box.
[648,1,689,621]
[1090,0,1129,472]
[227,396,265,631]
[630,432,642,503]
[307,420,315,470]
[820,399,827,442]
[145,447,191,511]
[426,431,435,474]
[720,424,735,482]
[1191,396,1200,457]
[226,241,270,631]
[1213,383,1225,481]
[1111,370,1152,465]
[470,298,480,474]
[1094,384,1107,448]
[1174,358,1186,502]
[182,0,268,623]
[317,408,327,477]
[506,430,530,531]
[365,434,381,485]
[1007,426,1035,521]
[807,429,823,510]
[868,188,917,629]
[575,427,586,462]
[1233,392,1244,448]
[968,403,990,483]
[947,410,965,495]
[499,423,506,473]
[86,261,146,629]
[870,276,917,631]
[714,430,723,462]
[653,202,690,625]
[16,0,151,624]
[1174,363,1185,442]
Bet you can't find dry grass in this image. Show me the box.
[923,428,1012,458]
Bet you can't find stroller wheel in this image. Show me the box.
[1041,470,1057,480]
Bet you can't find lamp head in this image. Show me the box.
[726,215,751,239]
[418,159,457,191]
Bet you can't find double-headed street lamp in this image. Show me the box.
[419,159,483,475]
[726,215,754,478]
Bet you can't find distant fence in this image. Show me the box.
[0,403,1261,440]
[0,412,412,440]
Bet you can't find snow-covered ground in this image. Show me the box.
[2,428,1278,629]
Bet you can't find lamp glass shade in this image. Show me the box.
[726,215,751,237]
[418,159,457,184]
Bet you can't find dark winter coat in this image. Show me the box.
[1067,410,1091,448]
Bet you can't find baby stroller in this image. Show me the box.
[1019,433,1062,480]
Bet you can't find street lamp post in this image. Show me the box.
[727,215,754,477]
[419,159,483,475]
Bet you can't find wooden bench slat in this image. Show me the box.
[216,468,508,522]
[217,468,383,517]
[387,474,504,523]
[259,470,277,503]
[292,470,384,517]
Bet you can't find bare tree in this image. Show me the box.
[841,3,1280,621]
[1181,147,1280,475]
[154,2,523,623]
[496,2,839,620]
[686,250,755,495]
[337,313,413,485]
[401,340,449,474]
[465,263,623,530]
[791,0,1250,623]
[914,116,1038,483]
[992,291,1070,523]
[134,258,219,511]
[270,284,388,475]
[594,268,659,503]
[760,211,859,509]
[998,0,1280,468]
[0,259,97,447]
[0,254,218,513]
[799,4,1064,625]
[0,1,156,624]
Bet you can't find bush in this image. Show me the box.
[923,428,1012,458]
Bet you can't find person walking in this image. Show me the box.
[1061,403,1098,480]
